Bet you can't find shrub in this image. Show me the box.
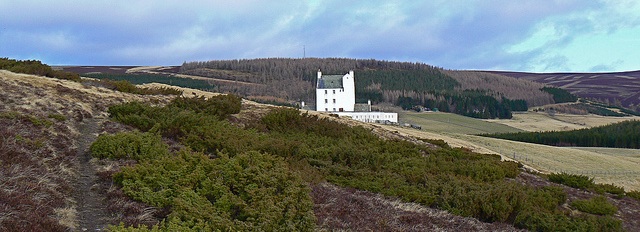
[103,99,624,231]
[627,190,640,201]
[107,101,158,131]
[168,94,242,119]
[594,183,625,196]
[90,131,169,161]
[548,173,594,190]
[112,150,316,231]
[570,196,618,216]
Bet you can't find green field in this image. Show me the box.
[400,112,523,134]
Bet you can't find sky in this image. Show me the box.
[1,0,639,72]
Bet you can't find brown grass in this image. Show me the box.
[0,70,172,230]
[312,182,523,231]
[486,111,639,132]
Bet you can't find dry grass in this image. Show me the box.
[312,182,522,232]
[0,70,173,230]
[485,111,639,132]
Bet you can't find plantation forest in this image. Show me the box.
[179,58,574,119]
[483,120,640,149]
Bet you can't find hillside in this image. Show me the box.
[398,110,640,192]
[488,70,640,112]
[5,66,640,230]
[173,58,559,119]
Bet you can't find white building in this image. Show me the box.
[335,111,398,123]
[315,70,398,123]
[316,70,355,112]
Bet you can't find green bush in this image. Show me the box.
[548,173,594,190]
[102,99,624,230]
[627,190,640,201]
[90,131,169,161]
[107,101,159,131]
[594,183,625,196]
[112,150,316,231]
[570,196,618,216]
[168,94,242,119]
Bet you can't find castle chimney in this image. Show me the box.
[317,69,322,79]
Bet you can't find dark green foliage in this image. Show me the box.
[107,101,159,131]
[102,100,624,230]
[168,95,241,119]
[90,131,169,161]
[84,73,215,91]
[570,196,617,216]
[502,98,528,112]
[541,87,578,103]
[548,173,595,190]
[483,120,640,148]
[396,90,515,119]
[584,99,640,116]
[594,183,625,195]
[356,69,458,92]
[548,173,627,196]
[619,108,640,116]
[0,57,81,81]
[113,150,316,231]
[627,191,640,201]
[514,211,622,232]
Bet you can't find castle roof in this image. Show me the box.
[317,75,344,89]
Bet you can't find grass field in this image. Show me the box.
[394,110,640,191]
[400,112,523,134]
[485,111,638,132]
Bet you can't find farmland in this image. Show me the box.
[397,111,640,191]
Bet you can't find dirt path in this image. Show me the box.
[75,118,111,231]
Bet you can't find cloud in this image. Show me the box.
[0,0,638,72]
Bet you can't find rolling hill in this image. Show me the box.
[487,70,640,111]
[5,59,640,231]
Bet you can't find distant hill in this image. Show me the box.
[177,58,559,119]
[486,70,640,112]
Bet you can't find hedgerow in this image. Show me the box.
[98,98,625,231]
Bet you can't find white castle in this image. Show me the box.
[315,70,397,123]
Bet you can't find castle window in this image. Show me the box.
[333,90,336,94]
[325,108,328,111]
[333,108,336,111]
[325,99,328,103]
[325,90,327,94]
[333,99,336,103]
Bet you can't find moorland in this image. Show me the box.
[2,58,640,231]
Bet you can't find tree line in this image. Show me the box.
[180,58,554,119]
[483,120,640,148]
[0,57,81,82]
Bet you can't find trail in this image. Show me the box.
[75,118,110,231]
